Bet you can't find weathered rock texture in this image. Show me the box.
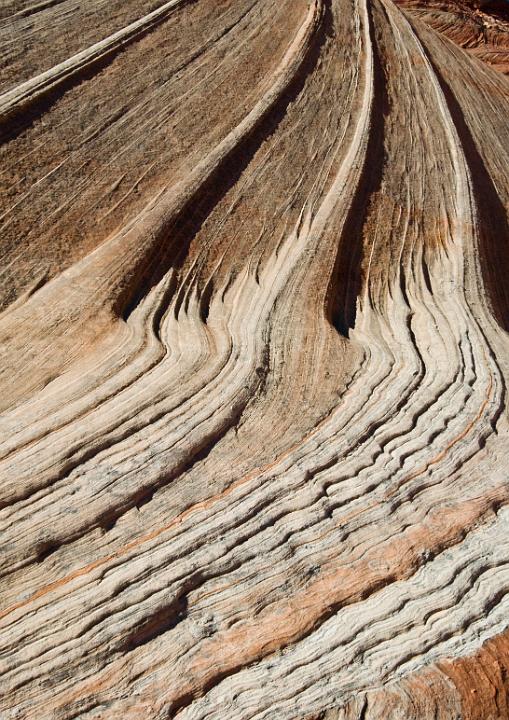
[397,0,509,74]
[1,0,509,718]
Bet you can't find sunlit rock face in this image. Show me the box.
[1,1,509,718]
[396,0,509,74]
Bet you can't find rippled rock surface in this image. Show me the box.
[1,0,509,717]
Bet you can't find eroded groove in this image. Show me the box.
[118,0,330,321]
[326,0,387,336]
[419,40,509,333]
[1,0,509,718]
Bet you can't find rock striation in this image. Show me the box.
[396,0,509,74]
[0,0,509,718]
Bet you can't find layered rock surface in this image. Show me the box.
[1,0,509,718]
[397,0,509,74]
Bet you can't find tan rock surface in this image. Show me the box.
[1,0,509,717]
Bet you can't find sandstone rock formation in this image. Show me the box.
[397,0,509,74]
[1,0,509,718]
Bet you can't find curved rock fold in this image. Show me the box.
[0,0,509,717]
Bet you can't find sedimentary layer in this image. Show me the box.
[396,0,509,74]
[1,0,509,718]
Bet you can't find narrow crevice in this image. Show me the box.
[199,278,215,323]
[358,693,369,720]
[399,265,411,308]
[95,481,162,531]
[422,254,433,294]
[422,41,509,332]
[326,0,389,337]
[35,540,59,563]
[123,594,188,652]
[164,691,196,718]
[118,0,332,322]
